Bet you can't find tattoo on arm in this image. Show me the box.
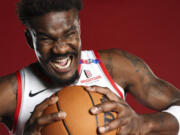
[105,55,113,77]
[99,51,114,77]
[121,50,142,67]
[121,50,153,85]
[121,50,179,108]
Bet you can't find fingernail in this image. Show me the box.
[58,112,67,118]
[99,127,106,133]
[52,96,58,101]
[90,107,98,114]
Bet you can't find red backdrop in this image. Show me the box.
[0,1,180,132]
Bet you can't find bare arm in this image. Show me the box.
[97,48,180,134]
[0,73,17,128]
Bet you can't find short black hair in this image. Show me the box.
[17,0,83,26]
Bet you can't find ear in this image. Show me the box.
[25,29,34,49]
[78,19,81,33]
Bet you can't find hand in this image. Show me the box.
[24,96,66,135]
[84,85,147,135]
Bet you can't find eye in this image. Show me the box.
[37,37,55,45]
[38,36,50,40]
[38,35,55,41]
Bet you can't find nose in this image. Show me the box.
[52,39,71,54]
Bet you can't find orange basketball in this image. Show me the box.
[41,86,117,135]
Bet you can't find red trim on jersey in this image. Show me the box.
[12,71,22,133]
[78,63,81,74]
[93,50,124,99]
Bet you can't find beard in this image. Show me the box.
[50,70,80,87]
[32,62,80,87]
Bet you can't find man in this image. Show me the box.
[0,0,180,134]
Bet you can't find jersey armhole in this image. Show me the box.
[93,50,124,99]
[12,71,22,133]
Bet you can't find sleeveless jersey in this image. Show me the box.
[12,50,125,135]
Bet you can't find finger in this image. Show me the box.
[90,101,127,116]
[35,96,59,113]
[90,101,127,114]
[83,85,120,102]
[36,112,66,126]
[30,96,59,123]
[98,118,123,134]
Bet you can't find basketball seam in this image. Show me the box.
[87,91,100,135]
[56,93,71,135]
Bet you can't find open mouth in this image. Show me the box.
[50,56,73,73]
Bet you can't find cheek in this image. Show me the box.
[76,33,82,48]
[70,35,81,49]
[35,43,51,61]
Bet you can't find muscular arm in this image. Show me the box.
[99,49,180,134]
[0,73,17,129]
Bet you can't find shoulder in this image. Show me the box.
[0,73,18,96]
[0,73,18,116]
[97,48,143,73]
[97,49,153,87]
[97,48,143,66]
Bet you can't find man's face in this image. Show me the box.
[28,9,81,84]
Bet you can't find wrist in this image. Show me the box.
[139,114,154,135]
[140,111,179,135]
[163,105,180,135]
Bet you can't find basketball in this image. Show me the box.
[41,86,117,135]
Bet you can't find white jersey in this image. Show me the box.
[12,50,125,135]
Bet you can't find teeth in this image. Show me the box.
[53,57,71,70]
[54,57,69,63]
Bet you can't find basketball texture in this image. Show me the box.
[41,86,116,135]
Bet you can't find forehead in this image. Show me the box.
[29,9,78,34]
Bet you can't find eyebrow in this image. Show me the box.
[36,25,76,38]
[36,32,54,39]
[64,25,76,35]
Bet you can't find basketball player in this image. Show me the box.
[0,0,180,135]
